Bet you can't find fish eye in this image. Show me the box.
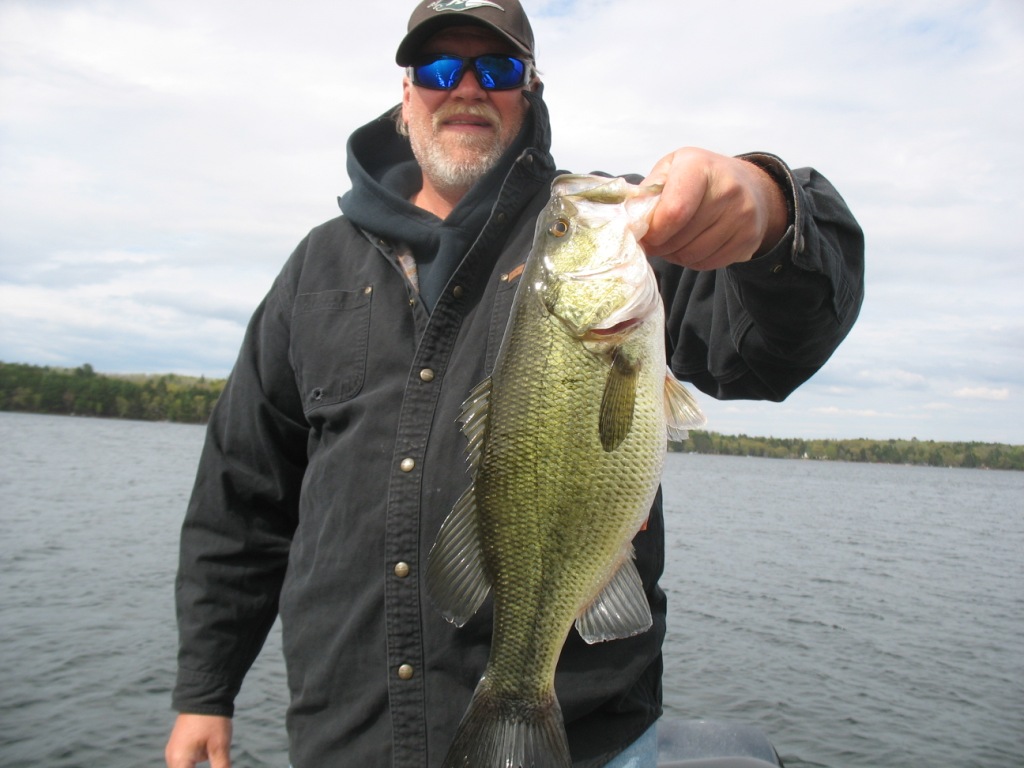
[549,218,570,238]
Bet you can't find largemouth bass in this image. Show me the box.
[427,173,706,768]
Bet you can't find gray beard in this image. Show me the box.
[410,132,505,198]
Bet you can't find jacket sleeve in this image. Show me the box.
[656,154,865,401]
[171,251,309,717]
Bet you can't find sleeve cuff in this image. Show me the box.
[171,666,240,718]
[737,152,811,266]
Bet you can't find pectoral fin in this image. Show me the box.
[575,550,653,644]
[599,351,640,452]
[664,368,706,441]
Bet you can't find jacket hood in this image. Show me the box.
[338,90,553,308]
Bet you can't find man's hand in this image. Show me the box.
[165,714,233,768]
[641,148,789,270]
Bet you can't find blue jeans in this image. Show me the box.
[602,724,658,768]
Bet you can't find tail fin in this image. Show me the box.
[442,677,571,768]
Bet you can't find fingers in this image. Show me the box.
[165,714,233,768]
[640,148,787,270]
[208,741,232,768]
[640,149,708,254]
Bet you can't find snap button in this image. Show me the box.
[397,664,414,680]
[394,562,411,578]
[420,368,435,383]
[453,285,464,298]
[400,458,415,472]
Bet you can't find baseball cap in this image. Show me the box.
[396,0,535,66]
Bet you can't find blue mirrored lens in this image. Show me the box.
[474,55,525,89]
[412,55,526,90]
[414,57,465,89]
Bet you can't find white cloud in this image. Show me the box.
[1,0,1023,442]
[856,369,928,390]
[954,387,1011,402]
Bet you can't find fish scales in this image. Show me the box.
[428,174,705,768]
[483,325,657,678]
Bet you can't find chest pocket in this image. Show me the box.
[291,287,372,413]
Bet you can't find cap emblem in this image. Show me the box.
[427,0,505,12]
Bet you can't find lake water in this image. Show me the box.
[0,412,1021,767]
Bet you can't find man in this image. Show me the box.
[165,1,864,767]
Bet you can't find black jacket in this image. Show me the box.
[173,92,864,767]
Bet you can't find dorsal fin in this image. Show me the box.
[425,377,496,626]
[426,484,491,626]
[459,377,492,470]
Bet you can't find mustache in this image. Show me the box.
[431,103,503,133]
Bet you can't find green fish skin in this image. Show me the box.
[428,174,706,768]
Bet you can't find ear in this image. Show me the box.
[401,76,413,121]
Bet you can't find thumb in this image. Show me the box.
[640,152,674,188]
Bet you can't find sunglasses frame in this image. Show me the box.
[409,53,530,91]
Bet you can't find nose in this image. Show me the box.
[450,66,487,99]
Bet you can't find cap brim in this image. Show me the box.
[395,16,532,65]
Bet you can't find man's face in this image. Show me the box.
[402,26,533,198]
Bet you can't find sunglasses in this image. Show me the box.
[410,54,529,91]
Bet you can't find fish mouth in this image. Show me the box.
[587,318,641,338]
[579,269,662,340]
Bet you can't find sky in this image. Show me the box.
[1,0,1022,444]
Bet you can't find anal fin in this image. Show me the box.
[575,551,653,644]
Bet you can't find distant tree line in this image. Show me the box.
[3,362,1021,469]
[0,361,224,424]
[671,431,1024,471]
